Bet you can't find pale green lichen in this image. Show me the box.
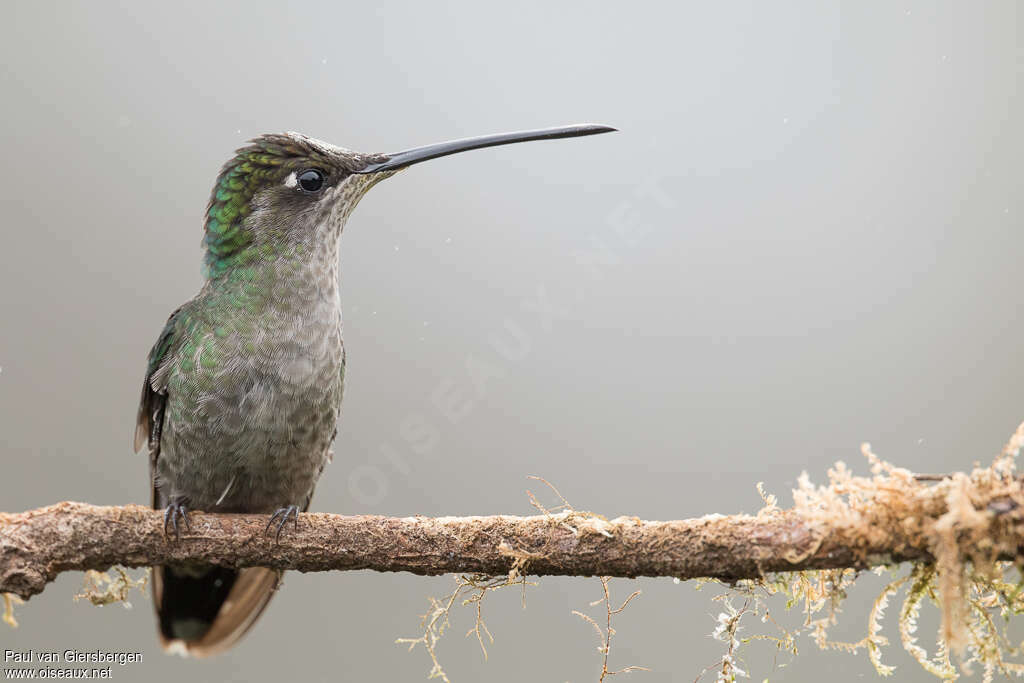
[396,573,532,682]
[399,420,1024,681]
[3,593,24,627]
[699,419,1024,681]
[74,567,148,608]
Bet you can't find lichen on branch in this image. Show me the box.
[4,423,1024,680]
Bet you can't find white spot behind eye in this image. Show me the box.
[284,172,297,188]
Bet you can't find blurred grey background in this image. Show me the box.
[2,1,1021,681]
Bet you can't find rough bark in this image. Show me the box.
[0,503,952,600]
[3,456,1023,602]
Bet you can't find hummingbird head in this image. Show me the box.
[202,132,385,279]
[202,124,616,279]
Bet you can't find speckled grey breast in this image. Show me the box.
[154,281,345,514]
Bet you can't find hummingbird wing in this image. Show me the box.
[134,304,185,471]
[134,304,286,657]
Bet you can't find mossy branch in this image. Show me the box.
[3,442,1023,606]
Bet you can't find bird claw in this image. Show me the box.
[163,501,191,541]
[266,505,300,542]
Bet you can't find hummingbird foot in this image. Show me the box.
[266,505,300,542]
[163,500,191,541]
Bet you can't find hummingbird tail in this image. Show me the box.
[153,564,281,657]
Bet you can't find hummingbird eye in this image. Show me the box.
[296,169,326,193]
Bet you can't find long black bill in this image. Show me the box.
[355,123,616,174]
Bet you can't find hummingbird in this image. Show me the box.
[133,123,615,656]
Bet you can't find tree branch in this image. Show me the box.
[3,449,1023,601]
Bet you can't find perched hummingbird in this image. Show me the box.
[133,123,615,656]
